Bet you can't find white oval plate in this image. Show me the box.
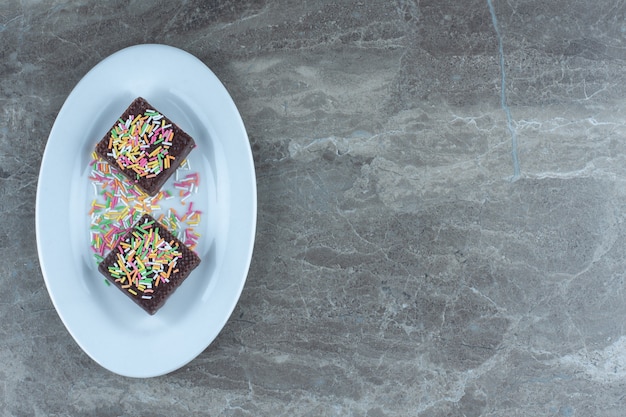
[36,44,256,377]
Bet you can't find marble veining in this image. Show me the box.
[487,0,521,179]
[2,0,626,415]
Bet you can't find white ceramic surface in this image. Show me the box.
[36,44,256,378]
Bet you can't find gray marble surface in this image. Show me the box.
[3,0,626,415]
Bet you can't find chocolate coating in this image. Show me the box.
[95,97,196,196]
[98,214,201,315]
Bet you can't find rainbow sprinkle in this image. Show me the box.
[106,109,176,180]
[89,152,202,265]
[106,216,182,300]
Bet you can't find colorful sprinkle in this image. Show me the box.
[106,216,182,300]
[89,155,202,266]
[105,110,175,179]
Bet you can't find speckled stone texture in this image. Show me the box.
[3,0,626,415]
